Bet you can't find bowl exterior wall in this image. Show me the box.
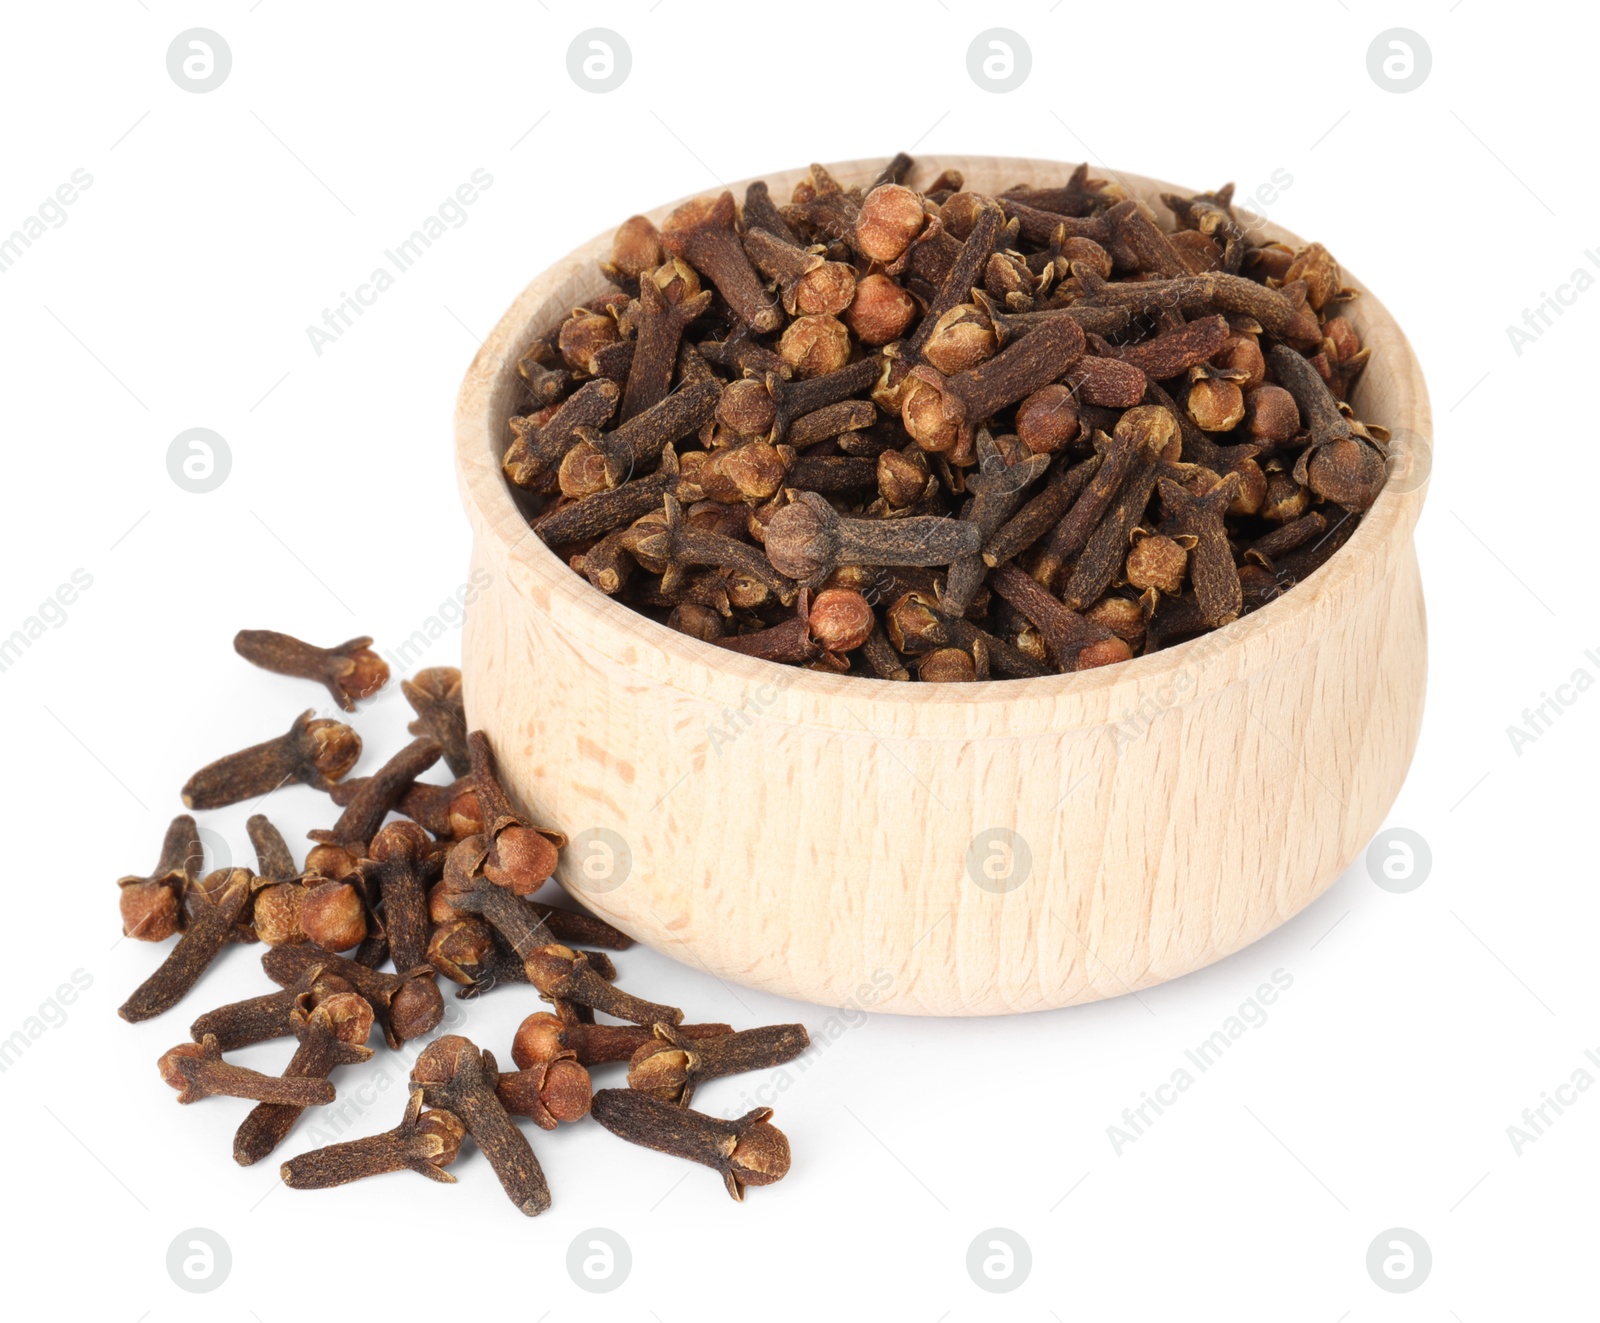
[463,533,1425,1016]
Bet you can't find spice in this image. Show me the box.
[118,815,202,942]
[159,1035,337,1106]
[261,944,443,1049]
[233,630,390,711]
[232,991,375,1166]
[281,1090,464,1189]
[495,1053,593,1129]
[627,1023,810,1107]
[512,1007,735,1068]
[503,155,1386,680]
[590,1090,791,1202]
[411,1035,552,1216]
[306,735,441,876]
[181,711,361,809]
[400,666,471,777]
[119,868,253,1022]
[189,964,354,1051]
[124,637,816,1212]
[524,944,684,1026]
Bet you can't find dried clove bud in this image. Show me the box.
[765,490,981,585]
[412,1035,552,1216]
[628,1023,810,1107]
[306,735,441,871]
[189,963,353,1051]
[590,1089,791,1201]
[159,1035,337,1107]
[181,711,361,809]
[261,944,443,1049]
[233,630,389,711]
[662,191,781,332]
[512,1008,734,1069]
[525,944,683,1026]
[119,815,202,942]
[496,1053,593,1129]
[120,868,253,1022]
[281,1090,464,1189]
[233,991,375,1165]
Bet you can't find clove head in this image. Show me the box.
[120,880,182,943]
[729,1109,792,1190]
[388,973,445,1043]
[626,1040,694,1104]
[762,491,841,582]
[854,184,926,263]
[482,825,561,896]
[511,1011,569,1069]
[311,991,376,1048]
[299,880,367,952]
[807,588,874,654]
[251,882,308,947]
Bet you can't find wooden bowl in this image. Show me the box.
[454,156,1431,1016]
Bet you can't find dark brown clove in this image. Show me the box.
[120,868,253,1022]
[621,276,714,423]
[743,226,857,318]
[261,944,443,1049]
[512,1007,734,1069]
[942,432,1051,615]
[536,446,683,546]
[990,563,1117,672]
[495,1054,593,1129]
[281,1090,464,1189]
[901,316,1086,455]
[1060,446,1165,609]
[1034,406,1178,588]
[590,1089,790,1202]
[524,944,683,1026]
[232,992,375,1166]
[765,490,981,585]
[118,815,203,942]
[503,379,621,489]
[1158,472,1244,627]
[188,963,353,1051]
[233,630,390,711]
[181,711,361,809]
[662,191,781,332]
[628,1023,810,1107]
[159,1035,337,1107]
[464,731,565,895]
[411,1035,552,1216]
[366,821,433,973]
[400,667,471,778]
[306,735,441,868]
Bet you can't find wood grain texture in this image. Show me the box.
[453,157,1432,1016]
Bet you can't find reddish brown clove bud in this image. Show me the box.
[281,1090,464,1190]
[233,630,390,712]
[181,711,361,810]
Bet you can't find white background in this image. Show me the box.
[1,1,1594,1317]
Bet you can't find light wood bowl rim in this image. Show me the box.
[455,155,1431,736]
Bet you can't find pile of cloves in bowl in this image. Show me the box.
[119,630,808,1212]
[511,153,1390,680]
